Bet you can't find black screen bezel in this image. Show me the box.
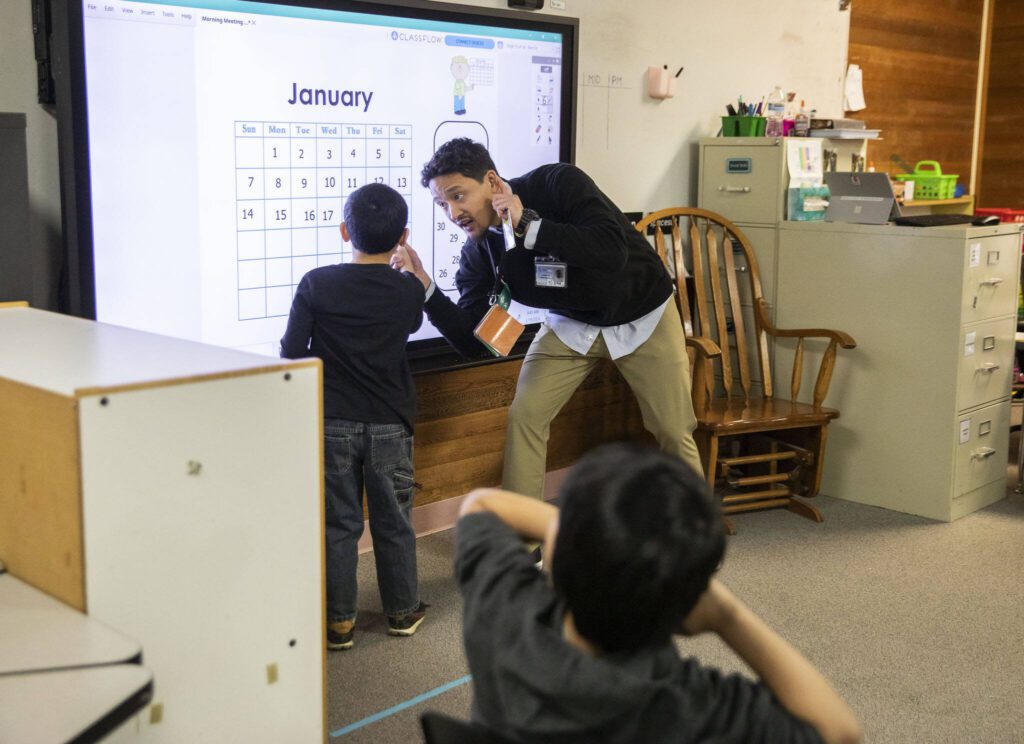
[51,0,578,373]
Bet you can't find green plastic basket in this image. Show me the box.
[894,160,958,200]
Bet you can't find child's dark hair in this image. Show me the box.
[343,183,408,254]
[420,137,498,188]
[551,443,725,654]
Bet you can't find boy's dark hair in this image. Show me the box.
[551,443,725,654]
[420,137,497,188]
[343,183,408,254]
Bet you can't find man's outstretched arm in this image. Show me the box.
[392,242,491,357]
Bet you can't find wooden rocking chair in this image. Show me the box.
[635,208,856,533]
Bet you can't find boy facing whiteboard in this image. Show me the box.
[281,183,427,649]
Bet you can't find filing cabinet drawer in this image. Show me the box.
[954,399,1010,500]
[700,146,782,225]
[955,316,1015,411]
[960,232,1021,323]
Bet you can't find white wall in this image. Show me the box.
[455,0,850,210]
[0,0,850,305]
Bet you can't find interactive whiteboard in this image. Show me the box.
[60,0,577,358]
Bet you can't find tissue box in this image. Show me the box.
[787,185,830,221]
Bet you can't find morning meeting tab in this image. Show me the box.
[445,35,495,50]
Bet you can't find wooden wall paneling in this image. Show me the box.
[848,1,983,185]
[978,0,1024,208]
[411,358,649,506]
[0,378,84,610]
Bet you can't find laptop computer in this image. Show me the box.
[824,172,901,225]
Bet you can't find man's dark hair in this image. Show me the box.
[420,137,497,188]
[551,443,725,654]
[343,183,408,254]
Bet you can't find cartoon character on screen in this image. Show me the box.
[451,55,474,116]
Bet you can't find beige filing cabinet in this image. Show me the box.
[698,136,868,302]
[0,307,325,743]
[775,221,1023,521]
[698,137,864,394]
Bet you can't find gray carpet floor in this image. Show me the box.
[327,472,1024,743]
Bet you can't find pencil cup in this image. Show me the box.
[721,116,765,137]
[720,115,770,137]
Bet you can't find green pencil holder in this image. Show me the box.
[721,115,766,137]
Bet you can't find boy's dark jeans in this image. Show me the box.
[324,419,419,622]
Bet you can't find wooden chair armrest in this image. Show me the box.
[685,335,723,359]
[683,336,720,416]
[769,326,857,349]
[753,298,856,406]
[755,299,856,348]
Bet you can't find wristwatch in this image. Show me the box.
[514,208,540,239]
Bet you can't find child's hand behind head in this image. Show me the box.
[680,579,739,637]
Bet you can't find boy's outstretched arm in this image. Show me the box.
[684,580,862,744]
[458,488,558,548]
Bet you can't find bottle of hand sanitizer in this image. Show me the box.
[765,86,785,137]
[793,100,810,137]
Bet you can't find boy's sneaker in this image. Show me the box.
[327,619,355,651]
[387,601,428,637]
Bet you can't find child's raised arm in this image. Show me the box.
[458,488,558,550]
[684,580,862,744]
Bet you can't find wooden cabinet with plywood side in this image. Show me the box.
[0,307,326,743]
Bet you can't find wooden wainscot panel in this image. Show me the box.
[412,358,651,506]
[978,0,1024,208]
[0,378,85,610]
[848,0,983,184]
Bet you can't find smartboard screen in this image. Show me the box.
[61,0,576,359]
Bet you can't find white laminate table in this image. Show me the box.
[0,571,152,742]
[0,664,153,744]
[0,573,141,675]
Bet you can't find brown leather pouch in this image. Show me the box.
[473,304,525,357]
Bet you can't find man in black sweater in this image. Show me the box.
[396,139,702,498]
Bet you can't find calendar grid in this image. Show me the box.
[234,121,413,321]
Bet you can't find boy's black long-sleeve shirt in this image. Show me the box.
[280,263,425,432]
[425,163,673,357]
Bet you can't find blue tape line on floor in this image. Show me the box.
[330,674,473,737]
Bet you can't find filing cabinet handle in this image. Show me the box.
[970,447,996,461]
[975,363,1001,373]
[978,278,1003,287]
[717,186,751,193]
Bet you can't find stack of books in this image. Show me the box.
[808,118,880,139]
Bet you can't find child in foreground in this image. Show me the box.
[455,443,861,743]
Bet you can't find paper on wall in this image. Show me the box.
[844,63,866,112]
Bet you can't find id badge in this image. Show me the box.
[534,256,567,288]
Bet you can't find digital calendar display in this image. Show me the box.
[70,0,574,356]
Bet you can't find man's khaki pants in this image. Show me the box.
[501,301,703,499]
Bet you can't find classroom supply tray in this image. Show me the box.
[894,160,958,200]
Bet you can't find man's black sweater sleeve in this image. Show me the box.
[424,237,495,358]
